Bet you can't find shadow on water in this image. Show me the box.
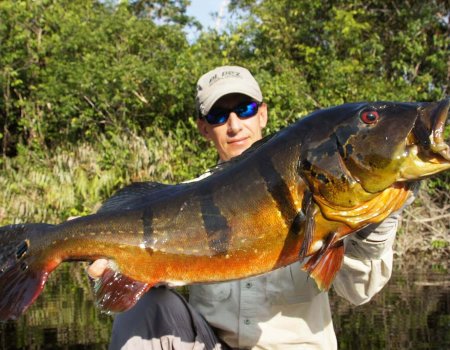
[0,264,448,349]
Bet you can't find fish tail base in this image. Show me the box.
[0,223,55,320]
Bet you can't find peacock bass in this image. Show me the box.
[1,99,449,320]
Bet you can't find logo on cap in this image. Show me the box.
[208,70,242,86]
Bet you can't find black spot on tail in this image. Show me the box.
[0,223,54,320]
[16,240,29,260]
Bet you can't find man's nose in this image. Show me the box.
[227,112,243,133]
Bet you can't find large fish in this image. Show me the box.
[1,99,449,320]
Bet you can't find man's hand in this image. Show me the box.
[87,259,109,279]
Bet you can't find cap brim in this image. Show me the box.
[200,81,263,116]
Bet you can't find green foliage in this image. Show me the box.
[431,239,449,249]
[0,0,201,154]
[0,124,216,224]
[226,0,448,107]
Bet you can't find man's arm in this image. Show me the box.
[332,214,399,305]
[332,185,417,305]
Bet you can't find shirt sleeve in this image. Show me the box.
[332,187,417,305]
[332,214,398,305]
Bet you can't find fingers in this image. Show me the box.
[87,259,109,279]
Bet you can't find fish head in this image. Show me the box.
[299,99,450,207]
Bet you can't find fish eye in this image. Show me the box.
[360,110,380,124]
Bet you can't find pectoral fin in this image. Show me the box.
[298,191,318,261]
[302,232,344,291]
[93,261,152,313]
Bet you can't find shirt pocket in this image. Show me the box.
[266,262,322,305]
[189,282,232,303]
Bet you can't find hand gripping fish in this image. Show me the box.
[1,99,449,320]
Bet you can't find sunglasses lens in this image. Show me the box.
[236,101,259,118]
[205,101,260,125]
[205,111,227,124]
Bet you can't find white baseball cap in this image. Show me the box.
[196,66,263,117]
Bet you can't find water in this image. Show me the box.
[0,264,112,350]
[0,264,448,349]
[330,269,449,349]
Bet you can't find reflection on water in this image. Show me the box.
[0,264,448,349]
[0,263,113,350]
[330,269,449,349]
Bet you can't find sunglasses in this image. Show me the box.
[203,101,261,125]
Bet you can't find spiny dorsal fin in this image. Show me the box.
[98,182,172,213]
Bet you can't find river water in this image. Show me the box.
[0,264,448,349]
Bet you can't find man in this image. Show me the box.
[89,66,403,349]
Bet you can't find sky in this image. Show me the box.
[186,0,231,41]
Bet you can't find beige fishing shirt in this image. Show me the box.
[189,214,400,349]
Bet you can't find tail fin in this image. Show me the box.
[0,223,55,320]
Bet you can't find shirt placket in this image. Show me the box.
[237,276,267,348]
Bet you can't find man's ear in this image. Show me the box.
[196,118,211,140]
[259,103,268,129]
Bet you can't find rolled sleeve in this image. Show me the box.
[332,216,398,305]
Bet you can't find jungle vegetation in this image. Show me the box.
[0,0,449,262]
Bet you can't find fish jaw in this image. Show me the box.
[398,145,450,180]
[399,98,450,181]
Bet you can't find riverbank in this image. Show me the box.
[395,187,449,271]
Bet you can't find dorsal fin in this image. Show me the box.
[98,182,172,213]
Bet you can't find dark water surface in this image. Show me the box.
[0,264,448,349]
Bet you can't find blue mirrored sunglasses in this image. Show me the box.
[203,101,261,125]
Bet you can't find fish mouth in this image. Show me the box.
[426,98,450,159]
[401,98,450,180]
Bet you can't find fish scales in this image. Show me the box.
[1,99,449,320]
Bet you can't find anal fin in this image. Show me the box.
[94,262,152,314]
[302,232,344,291]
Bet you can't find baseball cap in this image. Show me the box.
[196,66,263,117]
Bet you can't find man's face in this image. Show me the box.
[197,94,268,162]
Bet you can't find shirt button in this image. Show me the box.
[244,319,250,325]
[245,282,252,289]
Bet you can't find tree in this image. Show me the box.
[0,0,201,156]
[224,0,449,131]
